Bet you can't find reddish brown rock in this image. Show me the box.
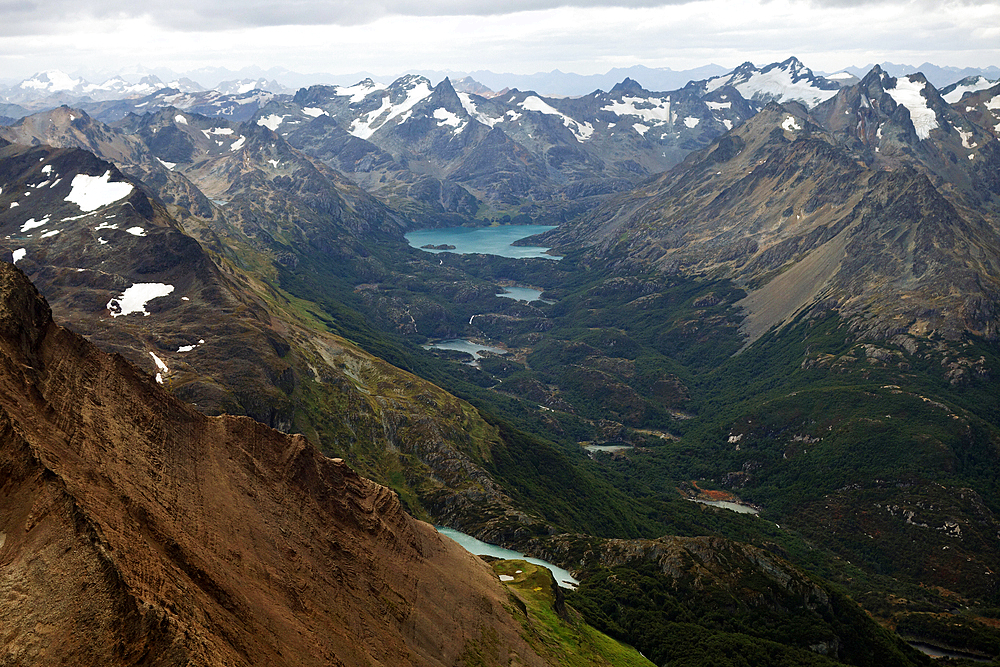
[0,262,544,666]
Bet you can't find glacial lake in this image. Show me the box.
[436,526,579,588]
[422,339,507,360]
[406,225,558,260]
[496,286,547,302]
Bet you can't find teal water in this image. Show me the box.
[422,339,507,359]
[436,526,579,588]
[496,286,545,302]
[406,225,558,260]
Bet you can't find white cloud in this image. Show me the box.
[0,0,996,81]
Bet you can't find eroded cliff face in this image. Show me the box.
[0,262,545,667]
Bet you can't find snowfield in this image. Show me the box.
[349,80,433,140]
[886,76,938,141]
[107,283,174,318]
[65,171,134,212]
[602,96,673,124]
[943,77,997,104]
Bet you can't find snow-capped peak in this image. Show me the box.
[20,70,82,92]
[333,79,387,104]
[703,57,840,109]
[941,76,999,104]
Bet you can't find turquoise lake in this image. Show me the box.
[496,286,546,302]
[406,225,558,260]
[436,526,579,588]
[422,339,507,360]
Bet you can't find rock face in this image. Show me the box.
[0,262,545,666]
[544,74,1000,345]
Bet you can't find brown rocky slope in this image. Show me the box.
[0,262,548,666]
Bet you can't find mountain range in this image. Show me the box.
[2,55,1000,663]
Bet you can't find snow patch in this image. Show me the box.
[230,136,246,151]
[149,351,169,377]
[12,248,26,263]
[65,171,133,212]
[433,107,466,134]
[519,95,594,142]
[706,101,731,110]
[955,126,977,148]
[302,106,327,117]
[885,76,938,141]
[174,114,188,125]
[457,93,499,128]
[267,159,280,168]
[156,158,177,170]
[20,216,50,232]
[39,229,61,238]
[782,116,802,131]
[203,127,234,136]
[41,165,53,174]
[683,116,700,128]
[633,123,650,136]
[257,114,285,130]
[107,283,174,318]
[125,227,146,236]
[9,202,18,209]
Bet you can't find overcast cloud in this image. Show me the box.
[0,0,996,83]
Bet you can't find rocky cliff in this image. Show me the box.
[0,262,547,666]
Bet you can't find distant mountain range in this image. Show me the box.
[4,60,998,108]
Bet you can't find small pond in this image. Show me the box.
[436,526,579,588]
[690,499,760,515]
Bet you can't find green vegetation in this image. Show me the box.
[492,560,655,667]
[566,561,929,667]
[237,222,1000,662]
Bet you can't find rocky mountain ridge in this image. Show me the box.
[0,134,552,539]
[0,260,554,666]
[541,66,1000,347]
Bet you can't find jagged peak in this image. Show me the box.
[860,64,894,90]
[610,77,646,95]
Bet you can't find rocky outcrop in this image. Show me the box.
[544,89,1000,347]
[0,262,546,666]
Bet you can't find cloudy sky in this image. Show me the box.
[0,0,997,82]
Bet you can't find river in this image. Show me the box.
[436,526,579,588]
